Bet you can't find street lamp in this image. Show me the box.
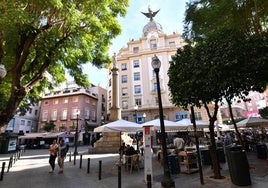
[151,55,175,188]
[74,110,80,155]
[134,104,140,152]
[0,64,7,83]
[134,104,138,123]
[143,113,146,123]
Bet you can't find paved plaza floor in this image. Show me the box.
[0,146,268,188]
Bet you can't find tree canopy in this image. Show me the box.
[168,0,268,179]
[0,0,129,127]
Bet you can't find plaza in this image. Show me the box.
[1,146,268,188]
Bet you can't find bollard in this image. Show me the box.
[118,163,121,188]
[147,174,152,188]
[0,162,5,181]
[69,152,72,162]
[7,156,13,172]
[98,160,102,180]
[79,155,82,169]
[87,158,90,174]
[74,154,76,165]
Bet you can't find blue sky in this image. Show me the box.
[85,0,188,88]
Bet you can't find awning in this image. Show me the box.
[86,121,98,127]
[18,132,74,139]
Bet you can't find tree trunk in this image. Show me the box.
[227,99,244,148]
[208,122,223,179]
[204,102,223,179]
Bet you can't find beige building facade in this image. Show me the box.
[107,11,210,124]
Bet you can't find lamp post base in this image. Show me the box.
[161,175,175,188]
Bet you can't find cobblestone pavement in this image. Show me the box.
[0,146,268,188]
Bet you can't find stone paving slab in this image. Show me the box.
[0,146,268,188]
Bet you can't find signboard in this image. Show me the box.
[143,126,153,183]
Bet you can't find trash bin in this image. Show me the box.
[225,145,251,186]
[217,147,226,163]
[168,154,180,174]
[256,144,267,159]
[201,149,211,165]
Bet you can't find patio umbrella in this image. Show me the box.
[93,119,143,133]
[236,117,268,128]
[176,118,209,130]
[142,118,187,131]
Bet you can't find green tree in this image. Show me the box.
[183,0,268,42]
[168,28,267,178]
[43,120,56,132]
[259,107,268,119]
[0,0,129,128]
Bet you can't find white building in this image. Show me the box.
[107,9,209,123]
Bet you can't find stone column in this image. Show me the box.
[109,53,121,121]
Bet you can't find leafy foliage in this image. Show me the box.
[42,121,56,132]
[259,107,268,119]
[0,0,129,126]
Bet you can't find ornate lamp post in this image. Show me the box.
[134,104,139,151]
[74,110,80,155]
[143,113,146,123]
[0,64,7,83]
[134,104,138,123]
[151,55,175,188]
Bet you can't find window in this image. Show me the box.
[135,98,142,106]
[85,98,90,103]
[44,101,49,105]
[122,88,128,96]
[150,39,157,49]
[109,79,111,86]
[84,108,90,119]
[122,100,128,109]
[61,109,67,120]
[134,85,141,94]
[134,72,140,81]
[195,112,202,121]
[35,109,38,116]
[109,91,111,99]
[20,120,25,126]
[133,60,139,68]
[153,83,158,92]
[63,98,68,104]
[91,111,96,121]
[29,108,32,114]
[122,116,129,121]
[73,96,78,102]
[54,99,58,105]
[51,110,57,121]
[71,108,79,119]
[169,41,175,47]
[42,111,48,121]
[133,47,139,53]
[122,75,127,83]
[27,121,32,127]
[176,111,188,121]
[121,63,127,71]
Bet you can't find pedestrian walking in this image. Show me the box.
[48,139,58,173]
[57,139,67,174]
